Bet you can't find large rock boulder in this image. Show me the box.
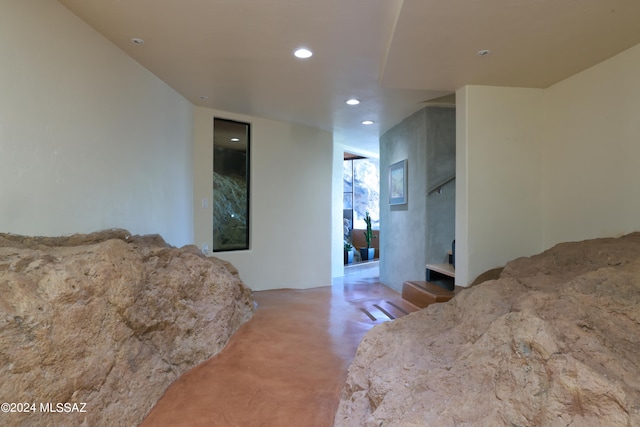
[336,233,640,426]
[0,230,254,426]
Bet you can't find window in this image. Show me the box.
[212,118,250,251]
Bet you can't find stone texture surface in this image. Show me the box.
[0,229,254,427]
[336,233,640,427]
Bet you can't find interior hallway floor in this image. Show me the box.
[140,261,419,426]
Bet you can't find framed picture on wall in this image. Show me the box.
[389,159,407,205]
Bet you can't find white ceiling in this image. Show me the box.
[58,0,640,155]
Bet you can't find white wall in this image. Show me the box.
[456,86,545,285]
[0,0,194,247]
[457,42,640,285]
[543,43,640,247]
[455,92,470,285]
[193,107,333,291]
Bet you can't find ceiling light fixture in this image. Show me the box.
[346,99,360,106]
[362,120,374,125]
[231,138,240,142]
[131,38,145,45]
[477,49,491,56]
[294,48,313,59]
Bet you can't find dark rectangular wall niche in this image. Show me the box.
[212,117,251,251]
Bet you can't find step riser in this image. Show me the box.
[401,281,454,309]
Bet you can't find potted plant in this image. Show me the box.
[360,212,376,261]
[344,242,354,264]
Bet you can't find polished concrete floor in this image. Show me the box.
[140,263,418,426]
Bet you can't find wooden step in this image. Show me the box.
[402,281,454,309]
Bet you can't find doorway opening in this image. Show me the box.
[343,152,379,266]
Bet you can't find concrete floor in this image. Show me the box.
[140,264,417,426]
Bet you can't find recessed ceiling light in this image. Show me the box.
[362,120,374,125]
[294,48,313,59]
[477,49,491,56]
[346,99,360,106]
[231,138,240,142]
[131,38,145,45]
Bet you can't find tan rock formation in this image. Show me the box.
[0,230,254,427]
[336,233,640,426]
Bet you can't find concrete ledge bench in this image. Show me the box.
[426,263,455,280]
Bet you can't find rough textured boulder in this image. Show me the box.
[336,233,640,426]
[0,230,254,427]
